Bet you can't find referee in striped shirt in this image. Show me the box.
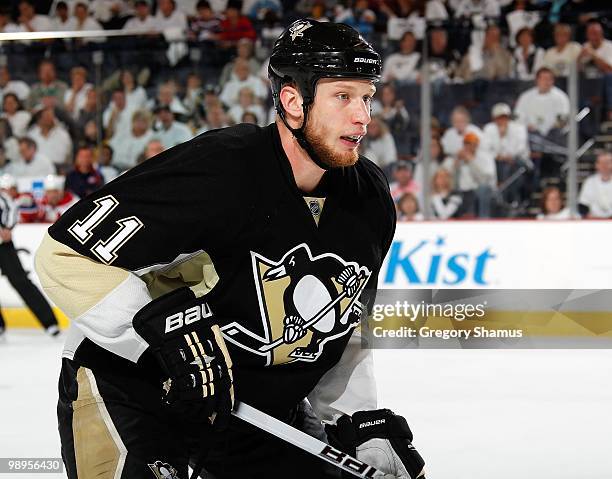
[0,189,59,338]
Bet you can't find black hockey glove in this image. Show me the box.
[326,409,426,479]
[133,287,234,430]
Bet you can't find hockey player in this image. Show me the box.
[0,179,60,337]
[36,175,80,223]
[35,20,425,479]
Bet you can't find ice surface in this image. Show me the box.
[1,330,611,478]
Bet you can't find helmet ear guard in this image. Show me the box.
[268,20,382,170]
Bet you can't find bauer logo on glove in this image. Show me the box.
[164,302,214,333]
[326,409,426,479]
[133,286,235,429]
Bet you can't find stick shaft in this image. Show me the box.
[232,402,382,478]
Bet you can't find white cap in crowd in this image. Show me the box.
[43,175,65,191]
[0,174,17,190]
[491,103,512,118]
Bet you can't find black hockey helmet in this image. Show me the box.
[269,19,381,108]
[268,20,382,169]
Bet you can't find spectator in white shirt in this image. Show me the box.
[0,67,30,104]
[428,27,462,83]
[122,0,157,34]
[51,1,73,31]
[2,93,31,138]
[453,0,500,19]
[5,137,55,178]
[143,139,165,161]
[371,83,409,137]
[154,0,188,32]
[219,38,261,87]
[483,103,530,205]
[514,67,569,136]
[149,82,189,116]
[64,66,92,119]
[579,20,612,77]
[28,108,73,170]
[378,1,428,40]
[537,186,575,220]
[382,31,421,84]
[70,2,105,44]
[457,24,512,82]
[220,58,268,107]
[121,70,148,110]
[578,152,612,218]
[543,23,581,77]
[103,89,135,139]
[484,103,530,164]
[578,20,612,119]
[505,0,540,48]
[362,116,398,170]
[154,0,189,66]
[88,0,131,24]
[109,109,154,171]
[512,27,545,81]
[442,132,496,217]
[0,9,22,33]
[430,168,463,220]
[153,105,193,149]
[227,87,266,126]
[198,104,229,133]
[441,106,482,157]
[18,0,53,32]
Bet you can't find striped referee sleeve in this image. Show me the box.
[0,192,19,230]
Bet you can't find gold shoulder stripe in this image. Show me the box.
[35,233,130,320]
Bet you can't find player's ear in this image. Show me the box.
[279,84,304,122]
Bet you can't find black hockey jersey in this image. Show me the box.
[36,123,396,412]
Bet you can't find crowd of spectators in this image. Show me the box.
[0,0,611,223]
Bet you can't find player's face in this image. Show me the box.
[305,78,375,168]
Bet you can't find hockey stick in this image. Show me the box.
[232,402,384,478]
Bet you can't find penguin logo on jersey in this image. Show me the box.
[221,244,371,365]
[147,461,179,479]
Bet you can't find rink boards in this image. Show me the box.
[2,221,611,328]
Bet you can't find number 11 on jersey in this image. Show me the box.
[68,195,144,265]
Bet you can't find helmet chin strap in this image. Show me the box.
[277,102,331,171]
